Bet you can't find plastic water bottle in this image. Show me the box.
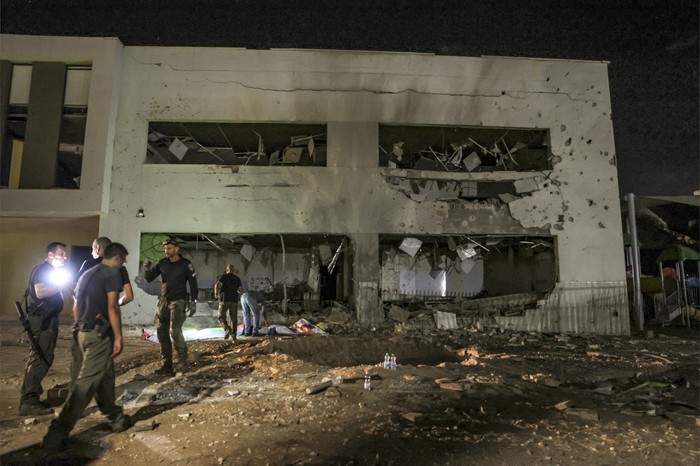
[383,353,390,369]
[390,354,397,370]
[364,375,371,390]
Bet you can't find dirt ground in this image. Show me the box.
[0,317,698,466]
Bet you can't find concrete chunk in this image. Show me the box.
[438,382,470,391]
[306,380,332,395]
[133,419,157,432]
[498,193,520,203]
[388,305,411,324]
[565,408,599,422]
[402,412,425,423]
[513,177,540,193]
[554,400,571,411]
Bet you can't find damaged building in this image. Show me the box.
[0,35,629,335]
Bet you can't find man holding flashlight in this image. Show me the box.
[18,242,68,416]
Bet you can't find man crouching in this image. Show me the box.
[42,243,132,450]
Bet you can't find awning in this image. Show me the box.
[656,244,700,263]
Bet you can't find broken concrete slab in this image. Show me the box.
[513,177,540,194]
[554,400,572,411]
[306,380,333,395]
[133,419,157,432]
[387,305,412,324]
[438,381,470,391]
[325,308,351,325]
[498,193,520,203]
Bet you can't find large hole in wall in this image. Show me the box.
[379,124,551,172]
[380,234,557,316]
[137,233,351,313]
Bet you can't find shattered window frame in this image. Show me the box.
[379,124,551,173]
[145,122,327,166]
[380,234,558,306]
[137,232,352,307]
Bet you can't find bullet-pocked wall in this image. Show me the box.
[1,35,630,334]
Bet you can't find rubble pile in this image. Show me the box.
[0,320,697,465]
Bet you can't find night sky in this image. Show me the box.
[1,0,698,196]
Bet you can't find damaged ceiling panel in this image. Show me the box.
[146,122,327,166]
[379,124,551,173]
[380,234,554,266]
[149,233,347,256]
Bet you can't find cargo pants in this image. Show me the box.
[217,301,237,334]
[155,299,187,367]
[46,328,125,438]
[20,313,58,405]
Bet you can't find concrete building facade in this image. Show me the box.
[0,35,630,335]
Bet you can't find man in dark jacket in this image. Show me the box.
[144,239,198,376]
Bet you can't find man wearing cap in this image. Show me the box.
[144,239,198,376]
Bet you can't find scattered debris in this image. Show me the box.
[306,380,333,395]
[554,400,572,411]
[565,408,600,422]
[133,419,157,432]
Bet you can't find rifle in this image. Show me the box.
[15,301,50,367]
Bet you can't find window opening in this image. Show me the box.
[146,122,327,166]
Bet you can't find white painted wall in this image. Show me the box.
[1,36,629,333]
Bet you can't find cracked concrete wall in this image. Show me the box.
[1,36,628,333]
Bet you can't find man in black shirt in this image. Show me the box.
[144,239,198,375]
[19,242,68,416]
[214,264,243,340]
[73,236,133,389]
[42,243,131,449]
